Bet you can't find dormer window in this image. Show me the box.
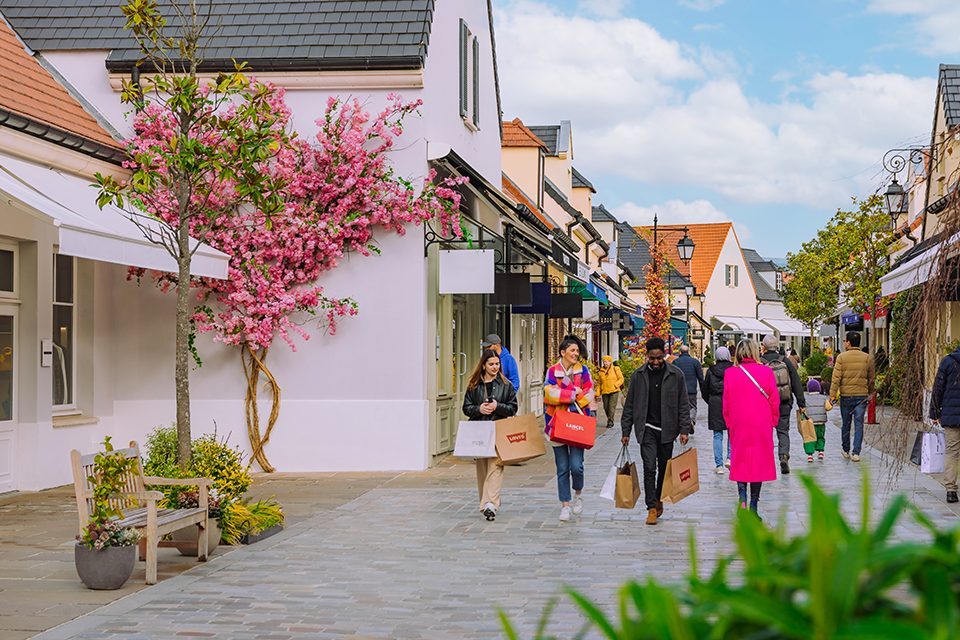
[459,19,480,130]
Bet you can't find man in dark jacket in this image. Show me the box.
[621,337,693,525]
[930,346,960,504]
[673,345,704,427]
[761,334,806,475]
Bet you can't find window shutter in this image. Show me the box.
[459,20,468,118]
[734,266,739,287]
[472,36,480,127]
[725,266,730,286]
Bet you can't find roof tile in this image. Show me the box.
[502,117,548,149]
[633,222,734,293]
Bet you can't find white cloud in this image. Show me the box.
[614,199,751,242]
[678,0,726,10]
[495,1,937,209]
[868,0,960,55]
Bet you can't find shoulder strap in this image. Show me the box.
[739,365,769,399]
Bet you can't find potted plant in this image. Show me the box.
[170,489,225,555]
[75,437,142,590]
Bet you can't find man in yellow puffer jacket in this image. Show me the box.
[830,331,875,462]
[596,355,625,428]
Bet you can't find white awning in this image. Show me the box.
[713,315,770,334]
[880,233,960,296]
[0,151,228,278]
[761,318,812,337]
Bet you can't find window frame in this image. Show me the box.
[52,254,78,414]
[459,19,480,131]
[0,240,19,301]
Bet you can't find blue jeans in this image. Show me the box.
[553,445,585,503]
[840,396,867,454]
[713,431,731,468]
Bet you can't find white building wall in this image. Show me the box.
[19,1,505,484]
[702,232,758,322]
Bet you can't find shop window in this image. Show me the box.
[0,243,15,297]
[52,254,75,409]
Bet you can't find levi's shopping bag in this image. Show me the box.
[495,414,546,464]
[549,402,597,449]
[453,421,496,458]
[661,446,700,504]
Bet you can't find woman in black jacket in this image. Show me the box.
[462,349,518,520]
[701,345,734,474]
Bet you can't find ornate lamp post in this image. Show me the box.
[882,147,928,243]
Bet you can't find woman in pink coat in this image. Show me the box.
[722,339,781,515]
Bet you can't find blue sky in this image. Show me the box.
[493,0,959,257]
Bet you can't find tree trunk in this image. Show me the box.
[242,345,281,473]
[175,219,192,470]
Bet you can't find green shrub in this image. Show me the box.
[819,365,833,391]
[797,365,809,387]
[500,474,960,639]
[142,425,251,502]
[702,346,715,367]
[617,355,642,384]
[804,350,828,377]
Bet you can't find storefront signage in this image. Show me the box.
[551,243,577,273]
[577,260,591,282]
[438,249,495,294]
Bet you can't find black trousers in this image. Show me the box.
[640,426,674,510]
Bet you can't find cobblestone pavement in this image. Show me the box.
[26,401,960,639]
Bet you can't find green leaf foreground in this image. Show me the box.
[500,472,960,639]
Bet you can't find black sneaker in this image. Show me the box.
[780,456,790,475]
[948,491,959,504]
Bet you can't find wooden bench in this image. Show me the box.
[70,441,211,585]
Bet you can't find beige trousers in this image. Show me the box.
[476,457,504,509]
[945,428,960,492]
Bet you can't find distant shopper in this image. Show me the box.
[674,345,705,426]
[702,346,734,474]
[929,345,960,504]
[760,334,806,474]
[802,378,829,462]
[596,355,625,429]
[481,334,520,392]
[621,337,693,526]
[544,335,595,522]
[462,349,518,521]
[788,349,801,369]
[723,339,780,516]
[830,331,875,462]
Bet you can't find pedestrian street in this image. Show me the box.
[36,400,958,640]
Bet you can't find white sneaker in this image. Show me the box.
[818,452,824,461]
[572,496,583,515]
[482,502,497,521]
[851,454,861,462]
[715,466,725,474]
[559,506,571,522]
[841,450,850,460]
[724,459,731,468]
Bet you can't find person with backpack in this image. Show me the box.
[701,345,734,474]
[760,334,806,475]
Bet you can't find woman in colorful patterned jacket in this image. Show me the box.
[543,335,595,522]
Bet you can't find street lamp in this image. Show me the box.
[882,147,929,242]
[884,178,907,227]
[684,283,695,346]
[652,213,696,264]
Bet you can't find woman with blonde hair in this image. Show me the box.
[462,349,518,521]
[722,339,780,516]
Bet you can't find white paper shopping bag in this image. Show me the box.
[920,432,946,474]
[453,421,496,458]
[600,465,617,501]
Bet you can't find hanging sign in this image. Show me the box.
[439,250,495,294]
[577,260,591,282]
[582,300,600,321]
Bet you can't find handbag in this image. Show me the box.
[550,399,597,449]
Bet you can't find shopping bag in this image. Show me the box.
[549,405,597,449]
[661,447,700,504]
[798,411,817,444]
[910,432,923,466]
[495,414,546,464]
[600,465,617,501]
[920,432,946,474]
[453,421,496,458]
[615,460,641,509]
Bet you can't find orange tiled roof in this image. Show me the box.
[502,117,548,149]
[634,222,734,293]
[0,18,120,150]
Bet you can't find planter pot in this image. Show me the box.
[171,521,221,556]
[240,524,283,545]
[75,543,136,590]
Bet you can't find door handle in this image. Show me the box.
[458,352,467,377]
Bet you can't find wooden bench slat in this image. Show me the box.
[116,507,206,529]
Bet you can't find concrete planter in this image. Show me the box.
[74,544,136,590]
[240,524,283,545]
[171,521,221,556]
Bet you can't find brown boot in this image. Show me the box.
[656,500,664,517]
[646,508,658,525]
